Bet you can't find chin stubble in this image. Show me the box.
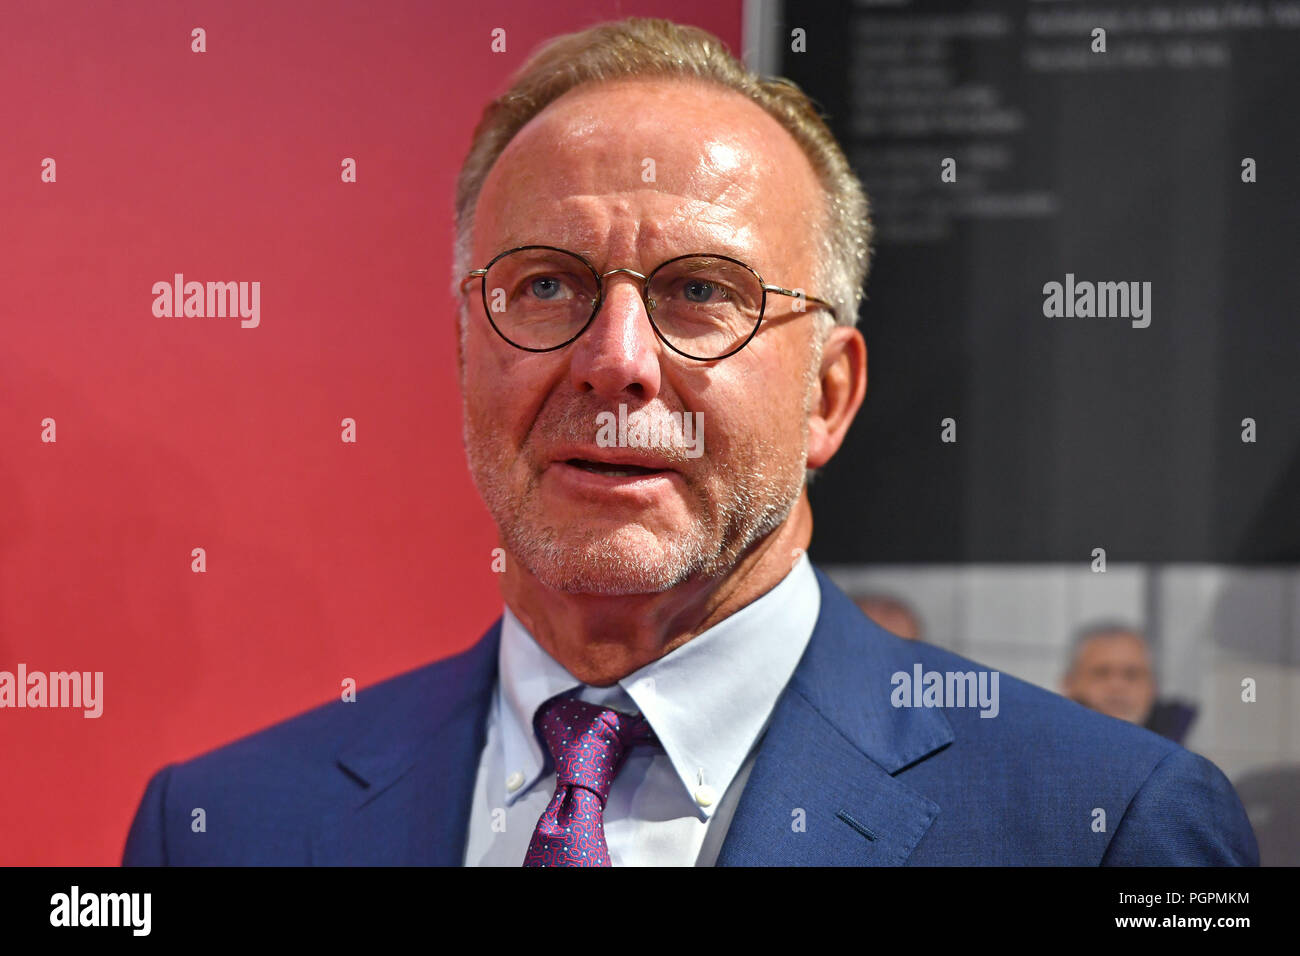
[463,334,823,595]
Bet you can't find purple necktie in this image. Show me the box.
[522,696,657,867]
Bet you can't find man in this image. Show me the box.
[123,17,1256,866]
[1063,623,1199,745]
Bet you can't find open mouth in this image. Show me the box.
[564,458,668,477]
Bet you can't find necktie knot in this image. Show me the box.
[534,697,656,802]
[524,694,657,866]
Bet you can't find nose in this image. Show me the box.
[567,273,663,401]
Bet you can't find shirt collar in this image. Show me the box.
[496,553,821,818]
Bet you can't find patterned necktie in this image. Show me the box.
[522,695,657,866]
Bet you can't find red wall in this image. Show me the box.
[0,0,743,866]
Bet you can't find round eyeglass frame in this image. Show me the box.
[460,244,838,362]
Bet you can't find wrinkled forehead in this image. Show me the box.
[474,77,824,276]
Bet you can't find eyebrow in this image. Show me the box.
[490,238,762,270]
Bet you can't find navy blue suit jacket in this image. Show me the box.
[123,566,1259,865]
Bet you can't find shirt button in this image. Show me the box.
[694,784,717,807]
[506,771,524,792]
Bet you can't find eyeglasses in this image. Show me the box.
[459,245,837,361]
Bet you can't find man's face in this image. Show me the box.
[1063,632,1157,724]
[460,77,828,595]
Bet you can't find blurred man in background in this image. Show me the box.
[1062,622,1197,744]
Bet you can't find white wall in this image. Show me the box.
[822,562,1300,788]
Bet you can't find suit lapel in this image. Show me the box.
[717,567,953,866]
[311,621,501,865]
[309,565,950,866]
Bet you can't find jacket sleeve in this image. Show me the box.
[121,765,176,866]
[1101,747,1259,865]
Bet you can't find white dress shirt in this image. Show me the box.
[462,553,821,866]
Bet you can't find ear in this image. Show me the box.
[806,324,867,470]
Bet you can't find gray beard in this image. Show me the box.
[499,469,800,595]
[465,430,808,596]
[462,326,823,596]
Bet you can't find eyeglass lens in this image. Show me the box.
[482,247,764,358]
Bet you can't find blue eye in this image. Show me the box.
[530,276,562,299]
[683,279,719,303]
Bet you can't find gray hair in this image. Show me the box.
[450,16,874,332]
[1065,621,1151,674]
